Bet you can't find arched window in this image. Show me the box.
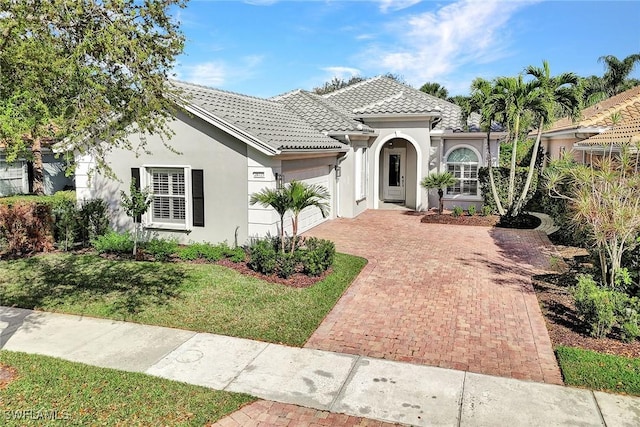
[446,147,479,196]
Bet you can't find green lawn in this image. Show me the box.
[556,346,640,396]
[0,252,366,346]
[0,351,254,426]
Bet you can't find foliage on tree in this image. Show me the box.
[249,186,292,253]
[0,0,188,194]
[312,72,405,95]
[581,53,640,106]
[544,147,640,288]
[120,178,153,256]
[287,181,329,253]
[419,82,449,99]
[420,172,456,214]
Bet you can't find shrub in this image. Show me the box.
[617,297,640,343]
[91,231,134,254]
[452,206,463,217]
[467,205,476,216]
[144,238,179,262]
[275,252,297,278]
[51,198,78,251]
[574,275,617,338]
[177,242,225,262]
[0,201,54,254]
[300,237,335,276]
[481,205,493,216]
[247,238,277,275]
[78,199,110,246]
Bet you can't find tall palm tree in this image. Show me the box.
[599,53,640,96]
[493,75,544,214]
[419,82,449,100]
[469,77,505,215]
[287,180,330,253]
[249,187,291,253]
[420,171,456,214]
[513,61,582,214]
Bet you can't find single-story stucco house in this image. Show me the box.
[542,85,640,164]
[76,77,501,244]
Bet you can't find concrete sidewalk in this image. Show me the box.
[1,307,638,427]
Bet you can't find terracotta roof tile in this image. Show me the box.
[576,117,640,146]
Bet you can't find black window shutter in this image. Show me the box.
[192,169,205,227]
[131,168,142,223]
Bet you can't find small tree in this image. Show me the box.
[421,172,456,214]
[120,178,152,256]
[287,181,330,253]
[545,147,640,287]
[249,187,291,253]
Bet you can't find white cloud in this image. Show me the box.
[322,66,362,79]
[175,56,265,88]
[378,0,422,13]
[367,0,537,89]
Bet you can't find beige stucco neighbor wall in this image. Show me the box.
[76,110,249,245]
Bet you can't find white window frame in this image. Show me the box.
[354,146,368,201]
[444,146,480,197]
[141,165,192,231]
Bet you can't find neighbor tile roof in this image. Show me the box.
[170,80,345,152]
[548,85,640,131]
[323,76,479,131]
[273,89,375,134]
[576,117,640,146]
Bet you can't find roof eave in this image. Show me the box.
[356,112,441,121]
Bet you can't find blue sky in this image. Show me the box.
[173,0,640,98]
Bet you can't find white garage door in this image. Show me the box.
[285,166,332,234]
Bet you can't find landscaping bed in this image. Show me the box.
[420,211,540,228]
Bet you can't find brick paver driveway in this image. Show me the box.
[303,210,563,384]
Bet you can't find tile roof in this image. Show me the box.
[323,76,478,131]
[273,89,375,134]
[548,85,640,131]
[170,80,345,152]
[576,117,640,146]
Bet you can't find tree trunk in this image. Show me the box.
[279,215,285,253]
[513,117,544,215]
[486,130,505,215]
[291,216,298,255]
[507,115,521,209]
[437,189,444,214]
[31,137,45,195]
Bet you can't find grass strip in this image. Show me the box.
[0,351,254,426]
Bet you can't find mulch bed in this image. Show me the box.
[216,258,330,288]
[532,248,640,358]
[421,212,500,227]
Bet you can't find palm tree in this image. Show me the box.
[493,75,544,214]
[512,61,582,214]
[249,187,291,253]
[468,77,506,215]
[286,180,330,253]
[420,172,456,214]
[419,82,449,99]
[599,53,640,96]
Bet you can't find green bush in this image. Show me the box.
[574,275,617,338]
[275,252,297,278]
[478,166,538,214]
[467,205,476,216]
[51,198,78,251]
[481,205,493,216]
[247,238,277,275]
[177,242,224,262]
[91,231,134,254]
[78,199,110,246]
[144,238,179,262]
[452,206,463,217]
[300,237,335,276]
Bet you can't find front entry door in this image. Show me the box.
[382,147,406,201]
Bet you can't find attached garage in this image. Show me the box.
[282,162,335,234]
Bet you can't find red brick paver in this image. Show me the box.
[303,210,563,385]
[210,400,401,426]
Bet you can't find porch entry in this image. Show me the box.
[382,147,406,202]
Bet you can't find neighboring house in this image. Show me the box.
[542,85,640,164]
[77,77,501,244]
[0,149,73,197]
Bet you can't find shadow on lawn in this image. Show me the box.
[0,255,187,317]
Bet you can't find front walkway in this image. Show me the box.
[303,210,562,384]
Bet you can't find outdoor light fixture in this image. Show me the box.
[335,165,341,178]
[275,172,284,189]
